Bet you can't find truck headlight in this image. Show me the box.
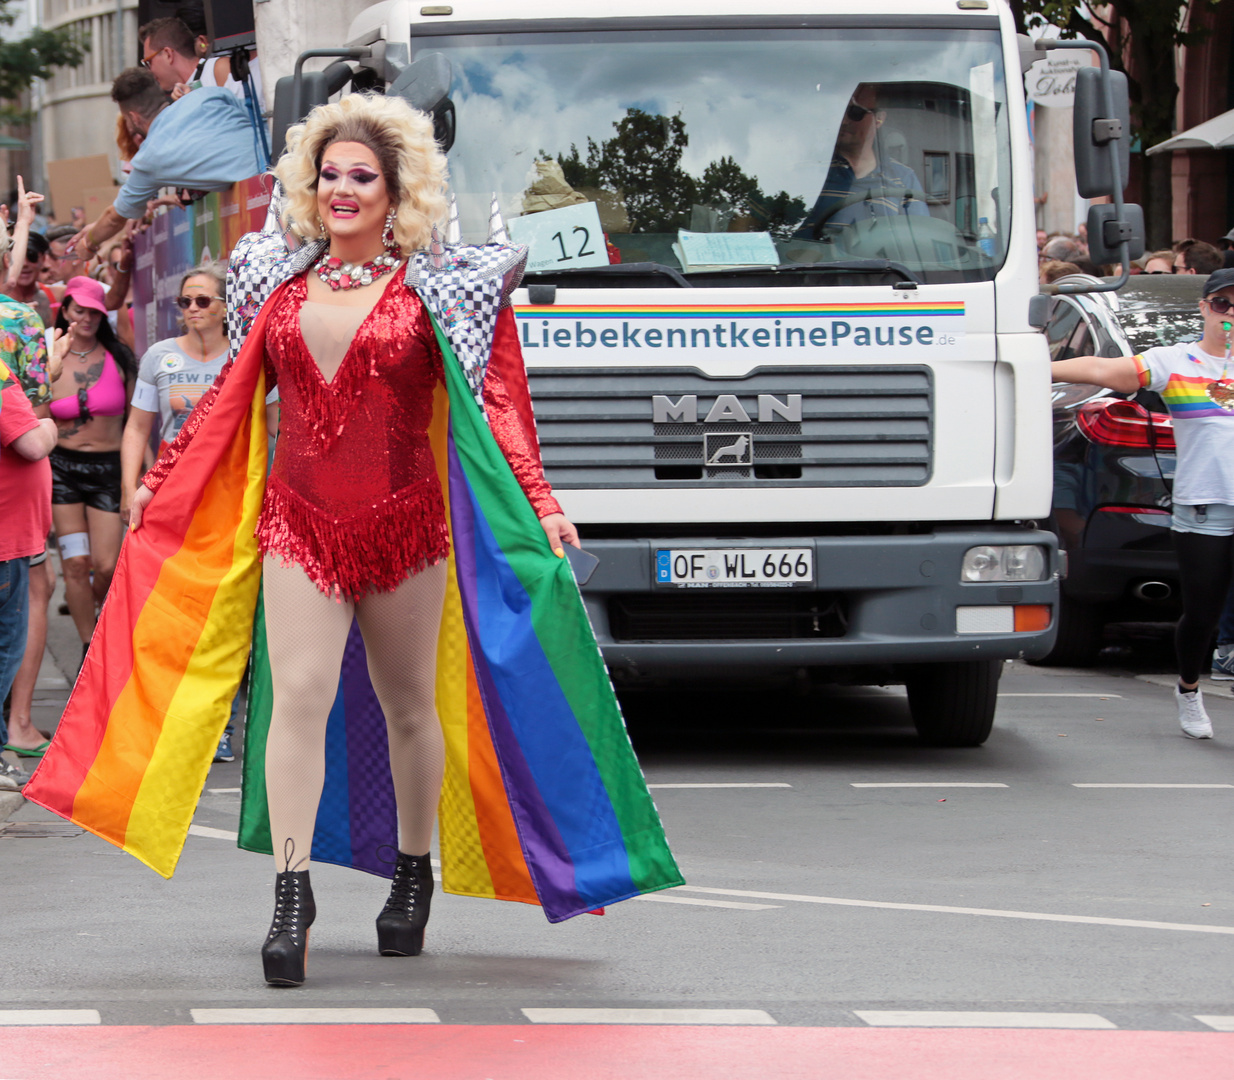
[961,545,1048,582]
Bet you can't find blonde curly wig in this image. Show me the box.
[275,93,449,253]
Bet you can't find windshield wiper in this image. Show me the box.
[524,261,693,289]
[688,260,921,286]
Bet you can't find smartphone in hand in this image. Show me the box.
[562,544,600,586]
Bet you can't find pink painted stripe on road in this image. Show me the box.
[1,1025,1231,1080]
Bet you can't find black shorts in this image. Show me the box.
[49,447,122,514]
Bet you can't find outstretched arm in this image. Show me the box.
[1051,355,1142,395]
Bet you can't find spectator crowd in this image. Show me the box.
[0,8,264,789]
[1038,222,1234,285]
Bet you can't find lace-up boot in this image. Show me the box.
[376,852,434,956]
[261,870,316,986]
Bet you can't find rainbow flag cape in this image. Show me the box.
[23,297,274,871]
[25,282,681,922]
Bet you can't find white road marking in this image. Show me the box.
[856,1011,1116,1029]
[1073,784,1234,789]
[998,693,1122,698]
[207,788,241,794]
[521,1008,775,1025]
[646,783,792,789]
[187,824,238,841]
[191,1008,439,1024]
[0,1010,100,1025]
[674,886,1234,934]
[632,894,781,910]
[1195,1015,1234,1032]
[850,783,1008,788]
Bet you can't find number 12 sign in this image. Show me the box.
[507,201,611,273]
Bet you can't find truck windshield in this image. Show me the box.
[417,26,1012,285]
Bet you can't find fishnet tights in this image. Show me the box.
[261,556,448,871]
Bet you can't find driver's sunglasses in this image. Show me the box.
[176,295,223,310]
[844,102,877,123]
[1205,295,1234,315]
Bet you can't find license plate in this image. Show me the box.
[654,548,815,588]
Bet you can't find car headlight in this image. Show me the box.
[961,545,1048,582]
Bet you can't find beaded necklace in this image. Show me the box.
[314,251,401,291]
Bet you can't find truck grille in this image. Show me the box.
[527,366,932,487]
[609,592,847,641]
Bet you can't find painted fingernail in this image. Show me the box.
[554,547,564,557]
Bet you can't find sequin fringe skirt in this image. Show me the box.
[257,476,450,602]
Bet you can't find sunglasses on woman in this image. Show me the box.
[1205,295,1234,315]
[176,295,223,310]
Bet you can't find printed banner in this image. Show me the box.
[513,302,965,361]
[131,178,272,356]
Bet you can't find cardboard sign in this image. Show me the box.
[46,155,115,223]
[82,185,120,226]
[508,202,610,273]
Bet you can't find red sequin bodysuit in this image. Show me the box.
[258,272,561,600]
[146,271,562,602]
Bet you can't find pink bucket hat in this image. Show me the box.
[63,275,108,315]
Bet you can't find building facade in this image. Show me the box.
[38,0,139,210]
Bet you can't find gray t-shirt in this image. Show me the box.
[133,338,276,447]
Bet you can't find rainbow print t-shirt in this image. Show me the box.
[1135,343,1234,506]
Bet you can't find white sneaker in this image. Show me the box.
[1176,685,1214,739]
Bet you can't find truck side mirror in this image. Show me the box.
[1086,203,1145,264]
[389,52,452,113]
[1072,67,1130,198]
[1017,33,1047,73]
[389,52,455,152]
[271,60,357,161]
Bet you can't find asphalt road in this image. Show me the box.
[4,639,1233,1039]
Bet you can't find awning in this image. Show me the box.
[0,135,28,150]
[1146,108,1234,155]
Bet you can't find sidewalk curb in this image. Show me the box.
[1135,673,1234,698]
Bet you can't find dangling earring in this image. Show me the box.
[382,209,398,254]
[318,218,327,240]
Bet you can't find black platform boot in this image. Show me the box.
[376,852,433,956]
[261,870,316,986]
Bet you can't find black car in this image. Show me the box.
[1042,274,1205,665]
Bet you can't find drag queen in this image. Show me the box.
[130,95,579,985]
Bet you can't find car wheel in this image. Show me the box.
[904,659,1001,747]
[1030,594,1105,667]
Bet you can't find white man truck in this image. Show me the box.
[269,0,1140,746]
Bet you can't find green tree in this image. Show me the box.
[0,2,85,121]
[0,2,86,121]
[558,111,806,238]
[697,155,761,214]
[1009,0,1224,248]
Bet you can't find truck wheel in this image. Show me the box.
[904,660,1001,747]
[1029,595,1104,667]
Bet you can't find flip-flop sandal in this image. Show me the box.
[2,741,50,758]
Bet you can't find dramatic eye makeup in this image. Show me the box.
[319,165,379,184]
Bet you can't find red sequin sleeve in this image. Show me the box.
[142,349,279,496]
[482,305,562,519]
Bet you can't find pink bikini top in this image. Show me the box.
[49,350,125,420]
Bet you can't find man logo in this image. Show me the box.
[705,432,753,466]
[652,394,802,424]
